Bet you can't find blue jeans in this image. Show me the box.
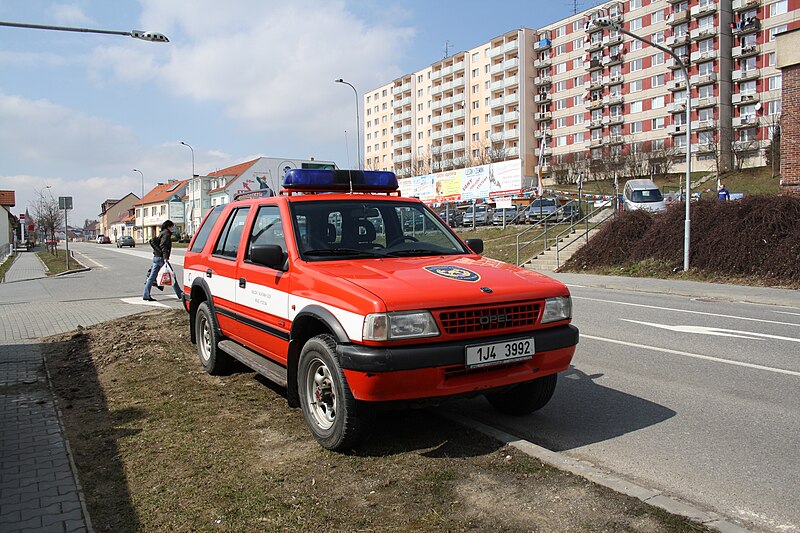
[143,256,183,299]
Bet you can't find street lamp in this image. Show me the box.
[132,169,144,243]
[587,16,692,271]
[335,79,362,170]
[0,21,169,42]
[180,141,195,177]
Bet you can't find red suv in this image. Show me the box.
[182,170,578,450]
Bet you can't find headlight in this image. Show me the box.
[541,296,572,323]
[363,311,440,341]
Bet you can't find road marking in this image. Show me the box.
[574,295,800,328]
[73,250,105,268]
[565,284,586,288]
[774,310,800,317]
[621,319,800,343]
[120,297,169,308]
[582,334,800,377]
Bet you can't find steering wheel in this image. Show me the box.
[388,235,419,247]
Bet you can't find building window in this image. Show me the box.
[574,131,584,143]
[630,17,643,31]
[630,39,642,51]
[651,10,664,24]
[555,62,567,74]
[769,75,782,91]
[556,43,567,55]
[631,121,642,134]
[631,100,642,113]
[573,37,583,49]
[652,117,665,130]
[630,58,642,72]
[652,52,664,66]
[652,74,665,87]
[629,0,642,9]
[471,52,479,61]
[768,99,782,115]
[574,113,584,125]
[556,116,567,128]
[770,25,787,41]
[652,95,664,108]
[770,0,788,17]
[556,135,567,147]
[630,79,643,92]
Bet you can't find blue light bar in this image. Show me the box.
[283,169,398,191]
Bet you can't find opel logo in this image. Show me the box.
[480,287,493,293]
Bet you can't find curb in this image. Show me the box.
[55,267,92,277]
[441,410,753,533]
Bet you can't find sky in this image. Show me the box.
[0,0,602,225]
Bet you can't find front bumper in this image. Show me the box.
[338,325,579,402]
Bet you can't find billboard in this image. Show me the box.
[400,160,523,203]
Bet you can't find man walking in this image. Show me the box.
[143,220,184,301]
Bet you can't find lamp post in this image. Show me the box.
[589,16,692,271]
[0,21,169,42]
[132,169,144,242]
[335,79,362,170]
[180,141,195,177]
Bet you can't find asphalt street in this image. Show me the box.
[454,282,800,533]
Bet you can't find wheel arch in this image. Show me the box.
[188,278,221,344]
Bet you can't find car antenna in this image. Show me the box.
[344,129,354,194]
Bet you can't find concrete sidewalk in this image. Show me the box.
[549,272,800,308]
[3,251,47,283]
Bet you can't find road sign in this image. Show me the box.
[58,196,73,210]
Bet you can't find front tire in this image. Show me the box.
[298,334,373,451]
[485,374,557,415]
[195,302,231,375]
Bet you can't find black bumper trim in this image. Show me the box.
[337,324,579,372]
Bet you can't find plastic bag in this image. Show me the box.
[156,263,173,287]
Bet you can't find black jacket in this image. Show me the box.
[155,229,173,260]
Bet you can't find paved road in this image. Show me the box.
[454,282,800,533]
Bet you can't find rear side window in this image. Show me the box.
[189,205,224,253]
[213,207,250,259]
[246,206,287,261]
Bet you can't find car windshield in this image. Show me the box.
[631,189,664,203]
[466,206,487,214]
[529,199,556,209]
[291,199,469,260]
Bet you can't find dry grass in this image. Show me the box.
[37,249,85,275]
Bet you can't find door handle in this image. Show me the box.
[239,277,246,288]
[206,268,213,278]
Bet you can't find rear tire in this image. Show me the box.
[486,374,557,415]
[298,334,373,451]
[195,302,232,375]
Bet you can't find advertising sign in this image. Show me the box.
[399,159,523,204]
[168,200,185,223]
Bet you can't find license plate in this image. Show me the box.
[465,338,535,368]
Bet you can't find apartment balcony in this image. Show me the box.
[606,115,624,126]
[588,118,604,129]
[585,98,604,110]
[692,119,717,131]
[490,96,505,109]
[540,147,552,157]
[503,129,519,140]
[489,43,505,57]
[588,39,603,52]
[533,57,551,69]
[732,92,759,106]
[503,75,519,88]
[489,79,504,91]
[535,92,551,104]
[668,124,687,135]
[603,33,623,47]
[584,138,604,148]
[442,140,466,152]
[608,135,624,145]
[507,147,520,157]
[392,96,412,109]
[690,3,717,17]
[584,78,603,91]
[394,125,412,136]
[733,68,760,82]
[692,96,718,109]
[667,78,688,91]
[732,44,759,59]
[534,38,551,51]
[603,94,624,106]
[535,111,552,122]
[733,115,759,128]
[395,138,412,149]
[690,72,717,86]
[430,68,443,80]
[391,83,410,95]
[504,93,519,105]
[666,10,690,26]
[665,33,691,47]
[690,49,717,63]
[503,41,519,54]
[585,58,603,71]
[693,143,717,154]
[602,53,623,67]
[534,130,551,139]
[534,76,552,86]
[432,108,465,124]
[451,124,466,135]
[667,101,687,114]
[490,114,504,125]
[666,56,689,69]
[431,129,446,140]
[490,61,506,74]
[603,74,624,86]
[733,0,760,11]
[732,18,760,35]
[690,26,717,40]
[395,152,412,162]
[393,111,412,123]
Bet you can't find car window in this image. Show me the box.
[190,205,224,253]
[631,189,663,203]
[213,207,250,259]
[246,205,286,262]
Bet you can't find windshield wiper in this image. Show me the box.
[303,248,382,257]
[384,248,456,257]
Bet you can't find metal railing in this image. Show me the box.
[515,200,579,265]
[554,204,614,267]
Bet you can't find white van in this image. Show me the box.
[623,179,666,212]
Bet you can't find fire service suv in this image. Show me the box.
[182,169,578,451]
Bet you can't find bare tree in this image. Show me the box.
[649,141,680,182]
[763,115,781,177]
[31,188,61,253]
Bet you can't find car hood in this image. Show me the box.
[306,255,569,311]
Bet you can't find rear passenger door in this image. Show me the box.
[206,206,250,338]
[234,204,292,364]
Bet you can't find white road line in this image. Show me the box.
[574,295,800,328]
[774,310,800,317]
[120,297,169,308]
[73,250,105,268]
[565,284,586,288]
[621,319,800,343]
[582,334,800,378]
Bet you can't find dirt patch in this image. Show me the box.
[44,310,707,532]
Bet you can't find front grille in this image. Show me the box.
[437,302,541,335]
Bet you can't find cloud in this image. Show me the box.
[48,4,95,26]
[88,0,414,142]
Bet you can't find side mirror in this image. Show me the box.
[250,244,287,270]
[465,238,484,255]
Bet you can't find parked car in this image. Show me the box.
[116,235,135,248]
[493,206,521,225]
[623,179,666,212]
[524,198,558,223]
[557,203,582,223]
[97,235,111,244]
[462,204,494,226]
[96,235,106,244]
[435,206,463,227]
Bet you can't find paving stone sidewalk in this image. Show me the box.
[3,252,47,283]
[0,342,91,532]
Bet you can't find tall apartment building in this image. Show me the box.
[365,0,798,183]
